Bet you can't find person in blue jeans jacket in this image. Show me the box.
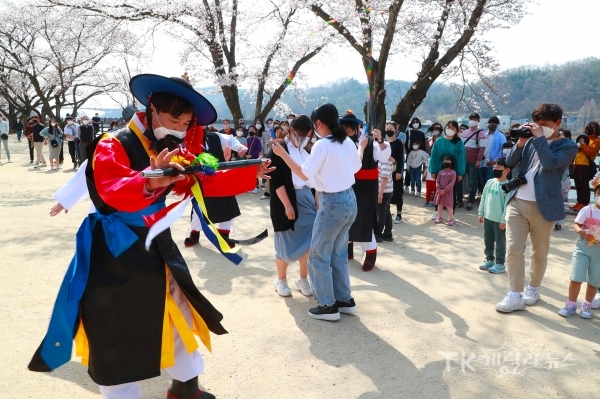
[271,103,362,321]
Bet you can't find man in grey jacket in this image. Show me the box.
[496,104,577,313]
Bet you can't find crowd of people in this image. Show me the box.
[9,70,599,399]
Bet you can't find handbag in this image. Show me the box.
[50,138,59,147]
[586,155,597,180]
[0,133,7,140]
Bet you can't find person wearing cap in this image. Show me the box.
[92,112,101,134]
[341,111,391,272]
[63,116,80,169]
[481,116,507,186]
[29,74,273,399]
[460,112,487,211]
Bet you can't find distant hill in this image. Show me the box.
[98,58,600,126]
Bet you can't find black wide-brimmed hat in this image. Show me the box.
[339,111,363,126]
[129,74,217,125]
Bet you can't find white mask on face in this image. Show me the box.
[51,122,56,126]
[282,126,289,132]
[412,123,419,129]
[542,125,556,138]
[503,149,510,157]
[82,120,89,125]
[67,121,73,125]
[412,145,419,151]
[468,120,479,128]
[311,137,317,143]
[153,110,187,140]
[432,130,440,136]
[445,128,456,137]
[236,130,243,137]
[255,124,262,130]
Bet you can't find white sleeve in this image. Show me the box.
[301,141,327,180]
[373,141,391,163]
[53,159,90,211]
[575,206,589,225]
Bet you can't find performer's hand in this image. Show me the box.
[50,203,68,217]
[270,139,284,156]
[145,148,186,191]
[256,157,275,179]
[359,136,369,149]
[223,147,232,161]
[285,207,296,220]
[237,148,247,157]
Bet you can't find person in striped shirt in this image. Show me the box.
[376,157,395,242]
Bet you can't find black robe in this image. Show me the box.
[349,136,378,242]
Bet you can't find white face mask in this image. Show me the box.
[282,126,289,132]
[311,137,317,143]
[51,122,56,126]
[153,110,187,140]
[82,120,89,125]
[542,125,556,138]
[255,124,261,130]
[412,145,419,151]
[468,120,479,128]
[503,149,510,156]
[445,128,456,137]
[236,130,243,137]
[412,123,419,129]
[432,130,440,136]
[67,121,73,125]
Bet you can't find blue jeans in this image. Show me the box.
[309,188,358,307]
[409,166,422,193]
[466,162,480,204]
[480,166,493,188]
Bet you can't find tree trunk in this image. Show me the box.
[221,85,243,123]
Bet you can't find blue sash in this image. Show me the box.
[38,201,165,370]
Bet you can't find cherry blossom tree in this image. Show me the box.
[300,0,530,130]
[46,0,331,122]
[0,0,131,121]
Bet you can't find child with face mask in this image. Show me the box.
[434,155,457,225]
[406,141,429,196]
[478,159,511,273]
[558,184,600,319]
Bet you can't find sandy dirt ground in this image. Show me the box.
[1,137,599,399]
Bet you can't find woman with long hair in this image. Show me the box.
[40,118,64,170]
[271,103,362,321]
[267,115,316,297]
[428,120,466,221]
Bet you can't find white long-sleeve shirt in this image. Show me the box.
[0,120,9,134]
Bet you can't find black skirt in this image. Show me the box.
[349,179,378,242]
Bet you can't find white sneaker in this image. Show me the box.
[33,164,39,169]
[592,292,600,309]
[251,188,260,194]
[495,293,526,313]
[431,211,438,220]
[523,285,540,305]
[404,187,409,194]
[51,166,55,170]
[295,277,313,296]
[260,194,270,200]
[273,278,292,297]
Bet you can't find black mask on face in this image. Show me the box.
[493,169,504,178]
[443,162,452,169]
[385,130,395,137]
[156,135,184,153]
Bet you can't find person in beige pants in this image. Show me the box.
[495,104,578,313]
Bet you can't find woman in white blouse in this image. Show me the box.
[271,103,362,321]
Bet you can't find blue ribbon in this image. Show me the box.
[191,198,242,265]
[38,201,165,370]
